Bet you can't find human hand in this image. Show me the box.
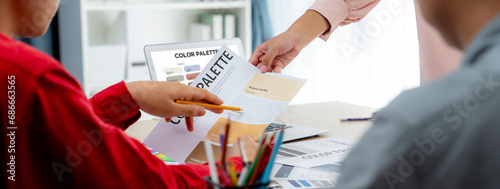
[249,30,302,73]
[249,10,330,73]
[125,81,224,132]
[228,135,259,163]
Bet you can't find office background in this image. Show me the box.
[267,0,420,108]
[24,0,420,109]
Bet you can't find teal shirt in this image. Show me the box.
[336,15,500,189]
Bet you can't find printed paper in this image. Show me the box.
[143,45,306,163]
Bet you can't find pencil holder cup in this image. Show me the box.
[204,177,269,189]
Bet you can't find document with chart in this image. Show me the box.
[143,45,306,164]
[275,137,354,173]
[268,164,340,188]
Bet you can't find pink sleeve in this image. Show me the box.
[309,0,381,41]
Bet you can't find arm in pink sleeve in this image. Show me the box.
[309,0,381,41]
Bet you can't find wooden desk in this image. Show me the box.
[125,101,376,142]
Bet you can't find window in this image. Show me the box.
[267,0,420,108]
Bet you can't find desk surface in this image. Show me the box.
[125,101,376,143]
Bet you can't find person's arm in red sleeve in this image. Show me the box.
[91,80,226,132]
[31,64,250,188]
[89,81,141,130]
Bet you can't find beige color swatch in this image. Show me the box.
[243,74,306,101]
[206,117,267,145]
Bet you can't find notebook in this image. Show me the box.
[143,38,329,142]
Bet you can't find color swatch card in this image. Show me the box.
[143,45,306,164]
[146,146,179,165]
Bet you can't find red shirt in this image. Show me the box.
[1,33,241,188]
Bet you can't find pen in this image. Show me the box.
[175,100,243,111]
[220,118,231,174]
[340,117,375,122]
[237,137,250,183]
[237,142,250,187]
[238,138,249,164]
[203,139,220,189]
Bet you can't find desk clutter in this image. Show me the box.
[147,120,353,188]
[148,132,354,188]
[139,101,374,188]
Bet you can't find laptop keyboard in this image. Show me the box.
[265,123,293,132]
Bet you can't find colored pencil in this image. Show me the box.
[340,117,375,122]
[260,126,285,184]
[175,100,243,111]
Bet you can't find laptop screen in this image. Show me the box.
[144,38,244,85]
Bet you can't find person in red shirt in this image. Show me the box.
[1,0,257,188]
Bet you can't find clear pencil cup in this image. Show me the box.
[204,176,270,189]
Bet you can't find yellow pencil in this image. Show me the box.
[227,159,239,186]
[175,100,243,111]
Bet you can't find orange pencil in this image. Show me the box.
[175,100,243,111]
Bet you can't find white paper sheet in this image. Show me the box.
[275,137,354,173]
[143,45,306,164]
[268,163,339,188]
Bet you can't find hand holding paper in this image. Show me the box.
[125,81,224,131]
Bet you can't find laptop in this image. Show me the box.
[143,38,329,142]
[144,38,245,84]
